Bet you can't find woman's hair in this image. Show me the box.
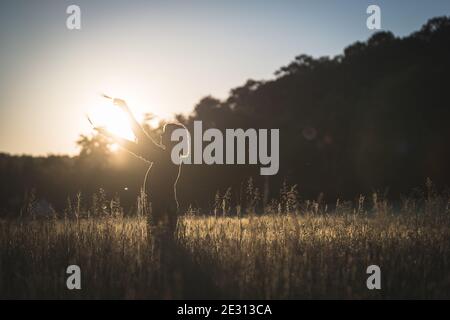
[163,123,185,135]
[162,122,190,158]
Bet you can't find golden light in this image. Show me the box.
[148,115,162,129]
[87,97,136,141]
[110,143,120,152]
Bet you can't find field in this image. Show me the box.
[1,195,450,299]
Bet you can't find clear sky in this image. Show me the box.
[0,0,449,155]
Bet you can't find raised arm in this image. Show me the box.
[113,99,152,141]
[112,98,165,158]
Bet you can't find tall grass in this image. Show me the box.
[1,180,450,299]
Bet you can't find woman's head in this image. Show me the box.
[161,123,187,150]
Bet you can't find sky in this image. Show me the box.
[0,0,449,155]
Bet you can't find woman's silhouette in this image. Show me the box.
[95,98,185,238]
[94,98,220,298]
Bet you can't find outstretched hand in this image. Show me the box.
[100,94,129,112]
[113,98,129,112]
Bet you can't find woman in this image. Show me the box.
[95,98,185,237]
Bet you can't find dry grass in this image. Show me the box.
[1,209,450,299]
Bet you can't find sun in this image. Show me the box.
[87,98,136,142]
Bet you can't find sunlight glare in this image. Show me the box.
[110,143,120,152]
[87,98,136,141]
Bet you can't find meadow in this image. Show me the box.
[1,183,450,299]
